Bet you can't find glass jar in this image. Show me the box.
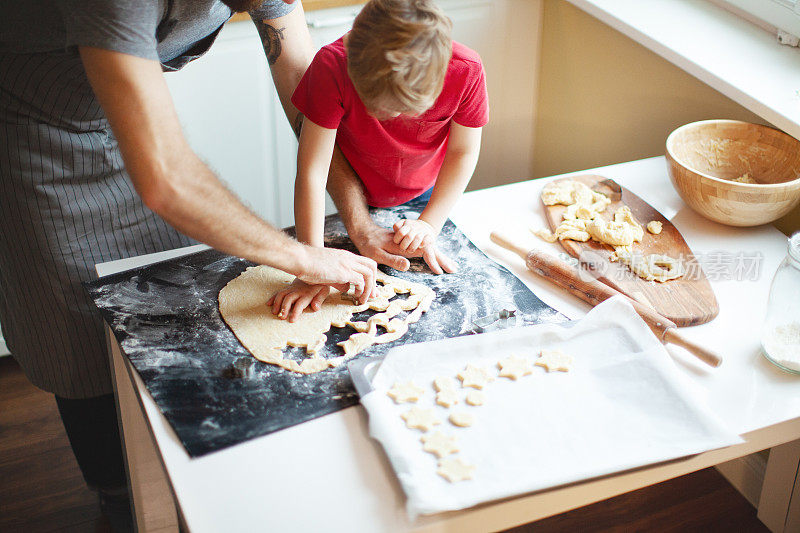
[761,231,800,374]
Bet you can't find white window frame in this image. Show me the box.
[712,0,800,39]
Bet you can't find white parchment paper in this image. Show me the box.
[360,296,741,519]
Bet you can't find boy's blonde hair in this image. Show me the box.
[347,0,453,116]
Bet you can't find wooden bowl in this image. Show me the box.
[665,120,800,226]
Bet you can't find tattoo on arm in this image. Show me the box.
[293,113,304,139]
[253,21,286,65]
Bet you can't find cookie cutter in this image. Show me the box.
[467,308,518,334]
[222,356,255,379]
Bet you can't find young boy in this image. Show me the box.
[269,0,488,321]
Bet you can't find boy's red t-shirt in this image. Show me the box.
[291,38,489,208]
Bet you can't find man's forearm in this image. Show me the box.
[148,149,306,274]
[326,147,374,234]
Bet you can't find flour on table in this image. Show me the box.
[218,265,434,374]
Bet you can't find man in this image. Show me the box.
[0,0,375,528]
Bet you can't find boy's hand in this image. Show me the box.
[392,219,437,254]
[268,279,332,322]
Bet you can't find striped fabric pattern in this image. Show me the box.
[0,51,194,399]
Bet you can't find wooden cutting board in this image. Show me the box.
[542,174,718,326]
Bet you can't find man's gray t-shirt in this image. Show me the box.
[1,0,295,68]
[0,0,298,398]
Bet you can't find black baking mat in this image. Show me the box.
[85,202,566,457]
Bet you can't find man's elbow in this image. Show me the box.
[133,160,181,216]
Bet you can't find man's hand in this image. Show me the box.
[293,245,377,304]
[351,222,457,275]
[267,279,331,322]
[392,218,437,254]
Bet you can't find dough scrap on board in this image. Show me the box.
[218,265,434,374]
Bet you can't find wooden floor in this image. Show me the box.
[0,356,769,533]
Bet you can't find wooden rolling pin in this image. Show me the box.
[490,232,722,368]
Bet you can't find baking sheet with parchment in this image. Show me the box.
[361,297,741,519]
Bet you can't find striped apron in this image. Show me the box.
[0,51,194,398]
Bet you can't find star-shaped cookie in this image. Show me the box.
[433,376,457,392]
[449,411,473,427]
[420,431,459,458]
[387,381,425,403]
[497,354,534,380]
[437,457,476,483]
[401,406,440,432]
[535,349,574,372]
[465,390,485,406]
[436,389,459,408]
[457,363,495,389]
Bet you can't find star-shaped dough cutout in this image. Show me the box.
[535,349,574,372]
[449,411,474,427]
[497,354,534,380]
[420,431,459,458]
[401,406,441,432]
[457,363,495,389]
[387,381,425,403]
[465,390,485,406]
[433,376,457,392]
[436,389,459,408]
[437,457,475,483]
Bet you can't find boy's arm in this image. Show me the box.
[295,120,338,246]
[419,122,482,231]
[392,123,482,272]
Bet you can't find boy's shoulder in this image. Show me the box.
[451,41,483,68]
[314,37,347,66]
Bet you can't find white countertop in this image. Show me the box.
[99,156,798,532]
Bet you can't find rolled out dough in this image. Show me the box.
[218,265,434,374]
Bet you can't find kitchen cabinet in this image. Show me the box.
[165,0,540,228]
